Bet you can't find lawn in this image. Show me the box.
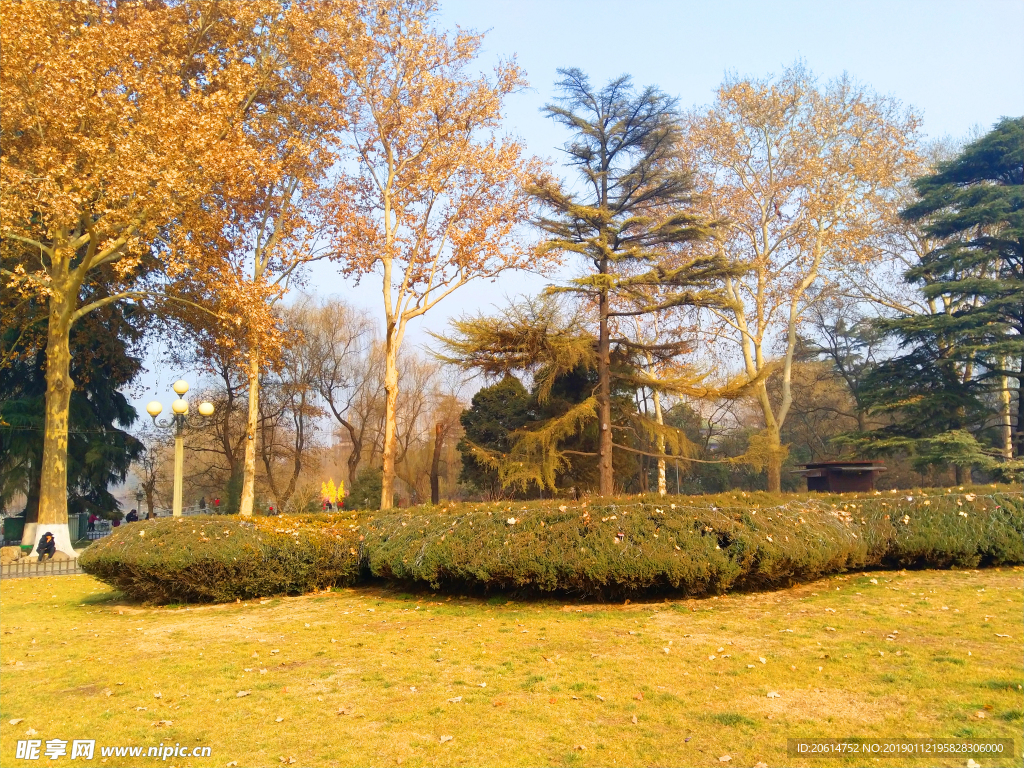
[1,567,1021,767]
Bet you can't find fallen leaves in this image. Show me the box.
[8,718,24,725]
[153,692,162,699]
[236,690,251,698]
[719,756,732,763]
[151,720,173,727]
[766,692,780,699]
[631,714,638,724]
[447,696,462,703]
[275,717,284,723]
[440,735,453,744]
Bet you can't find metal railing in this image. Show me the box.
[1,558,84,580]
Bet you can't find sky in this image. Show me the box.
[141,0,1024,404]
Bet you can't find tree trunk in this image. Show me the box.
[35,291,77,556]
[954,463,968,486]
[999,364,1012,458]
[652,389,667,496]
[765,430,783,493]
[337,419,362,486]
[430,422,443,505]
[1017,357,1024,459]
[239,346,260,516]
[20,458,40,547]
[597,276,613,497]
[380,341,400,510]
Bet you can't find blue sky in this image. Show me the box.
[144,0,1024,400]
[408,0,1024,342]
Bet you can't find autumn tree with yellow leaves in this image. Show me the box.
[176,3,357,517]
[331,0,546,509]
[0,1,344,551]
[681,64,920,491]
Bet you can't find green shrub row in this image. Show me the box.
[81,488,1022,602]
[79,515,361,603]
[362,488,1023,597]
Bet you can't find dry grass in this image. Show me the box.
[1,567,1021,767]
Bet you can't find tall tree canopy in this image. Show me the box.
[901,116,1023,458]
[331,0,544,509]
[845,118,1023,480]
[0,1,321,552]
[530,69,737,495]
[681,64,920,491]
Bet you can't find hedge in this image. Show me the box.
[79,514,362,603]
[362,488,1023,597]
[80,488,1022,602]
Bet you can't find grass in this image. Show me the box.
[1,567,1022,767]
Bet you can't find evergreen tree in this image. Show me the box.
[901,116,1023,458]
[530,69,738,495]
[0,272,147,526]
[847,118,1023,481]
[458,375,534,497]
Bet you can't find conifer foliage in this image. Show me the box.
[849,118,1023,480]
[529,70,739,495]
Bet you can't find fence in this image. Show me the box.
[1,558,84,580]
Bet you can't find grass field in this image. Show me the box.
[1,567,1021,767]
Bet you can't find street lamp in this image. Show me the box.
[147,379,215,517]
[135,486,144,515]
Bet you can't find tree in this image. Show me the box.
[681,64,920,490]
[900,117,1023,459]
[843,118,1023,481]
[179,3,356,517]
[458,376,534,498]
[256,303,324,512]
[0,280,148,543]
[531,68,734,496]
[0,1,304,553]
[331,0,544,509]
[303,298,380,485]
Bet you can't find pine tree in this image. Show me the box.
[848,118,1023,481]
[530,69,738,495]
[901,117,1023,458]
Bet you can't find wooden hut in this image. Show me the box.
[793,461,886,492]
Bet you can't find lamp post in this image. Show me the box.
[147,379,214,517]
[135,486,144,516]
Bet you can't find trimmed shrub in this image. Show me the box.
[362,488,1023,597]
[79,515,361,603]
[82,487,1022,603]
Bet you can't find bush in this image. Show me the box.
[82,487,1022,603]
[79,515,362,603]
[362,488,1023,597]
[347,467,383,510]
